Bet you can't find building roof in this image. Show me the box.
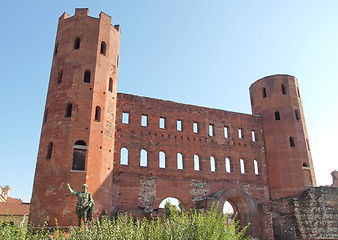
[0,197,30,216]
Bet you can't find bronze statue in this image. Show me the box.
[67,183,94,226]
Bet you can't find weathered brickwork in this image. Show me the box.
[29,9,338,240]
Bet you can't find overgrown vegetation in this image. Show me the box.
[0,204,251,239]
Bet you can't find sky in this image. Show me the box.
[1,1,337,202]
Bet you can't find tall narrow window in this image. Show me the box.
[281,84,287,94]
[65,103,72,118]
[72,140,87,171]
[95,106,101,122]
[225,157,232,173]
[194,155,200,171]
[209,124,214,136]
[100,41,107,55]
[224,126,229,138]
[54,43,58,56]
[120,147,128,165]
[159,117,165,129]
[297,87,300,98]
[57,70,63,84]
[46,142,53,160]
[193,122,198,133]
[122,112,129,124]
[289,137,295,147]
[159,151,166,168]
[275,111,280,121]
[141,115,148,126]
[177,120,182,131]
[43,108,48,123]
[177,153,183,170]
[251,130,257,142]
[108,78,113,92]
[210,156,216,172]
[140,149,147,167]
[306,139,310,151]
[74,37,81,49]
[262,87,267,98]
[238,128,243,139]
[295,110,300,120]
[254,160,259,175]
[240,159,245,174]
[84,70,91,83]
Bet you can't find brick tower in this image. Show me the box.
[29,9,120,226]
[249,75,316,199]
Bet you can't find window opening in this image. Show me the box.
[303,163,309,168]
[95,106,101,122]
[224,126,229,138]
[74,37,81,49]
[46,142,53,160]
[57,70,63,84]
[297,87,300,98]
[240,159,245,174]
[177,120,182,131]
[159,197,183,212]
[43,108,48,123]
[210,156,216,172]
[254,160,259,175]
[72,140,87,171]
[159,117,165,129]
[177,153,183,170]
[100,41,106,55]
[225,157,231,173]
[251,130,257,142]
[295,110,300,120]
[193,122,198,133]
[262,87,267,98]
[108,78,113,92]
[120,147,128,165]
[84,70,91,83]
[141,115,148,126]
[140,149,147,167]
[65,103,72,118]
[54,43,58,56]
[209,124,214,136]
[281,84,287,94]
[289,136,295,147]
[306,138,310,151]
[238,129,243,139]
[194,155,200,171]
[122,112,129,124]
[159,151,166,168]
[275,111,280,121]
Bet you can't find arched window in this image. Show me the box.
[159,151,166,168]
[262,87,267,98]
[94,106,101,122]
[194,155,200,171]
[289,137,295,147]
[108,78,113,92]
[303,163,309,168]
[177,153,183,170]
[46,142,53,160]
[275,111,280,121]
[295,110,300,120]
[297,87,300,98]
[57,70,63,84]
[281,84,287,94]
[240,159,245,174]
[140,149,147,167]
[43,108,48,123]
[84,70,91,83]
[120,147,128,165]
[210,156,216,172]
[72,140,87,171]
[225,157,232,173]
[100,41,107,55]
[65,103,72,118]
[254,160,259,175]
[74,37,81,49]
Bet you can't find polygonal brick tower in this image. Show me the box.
[249,75,316,199]
[29,8,120,227]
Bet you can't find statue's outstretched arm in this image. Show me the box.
[67,183,75,195]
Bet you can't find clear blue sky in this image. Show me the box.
[1,1,337,202]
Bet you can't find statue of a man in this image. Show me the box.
[67,183,94,226]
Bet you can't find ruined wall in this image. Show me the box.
[112,93,273,239]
